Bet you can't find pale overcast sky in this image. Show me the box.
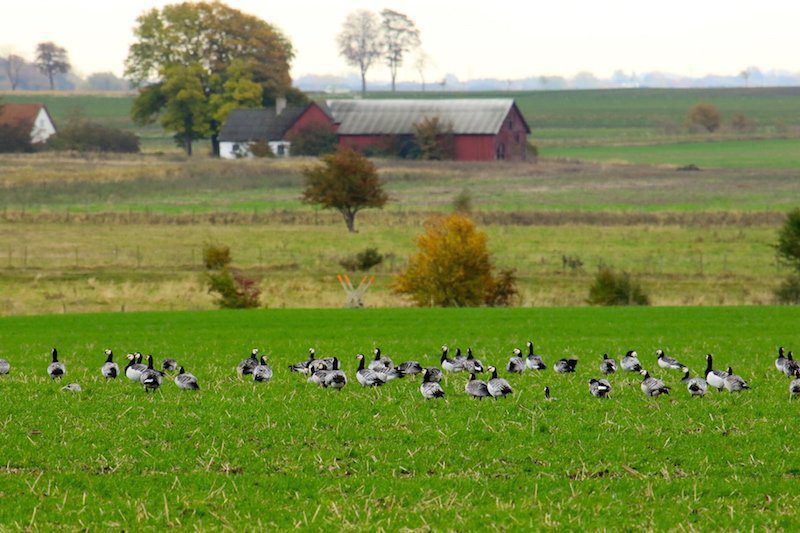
[1,0,798,81]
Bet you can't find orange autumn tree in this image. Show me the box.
[394,214,517,307]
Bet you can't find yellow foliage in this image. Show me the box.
[393,214,494,307]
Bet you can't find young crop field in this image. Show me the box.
[0,306,798,529]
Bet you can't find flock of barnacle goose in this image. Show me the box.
[4,342,800,400]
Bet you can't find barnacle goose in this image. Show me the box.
[656,349,685,370]
[140,355,163,393]
[101,349,119,380]
[775,346,787,373]
[600,353,617,374]
[367,348,394,373]
[162,358,179,372]
[620,350,642,372]
[783,351,799,378]
[639,370,670,397]
[486,366,513,398]
[420,369,445,400]
[681,368,707,397]
[553,358,578,373]
[0,358,10,375]
[61,383,81,392]
[525,341,546,371]
[588,378,611,398]
[440,346,464,372]
[253,355,273,383]
[125,353,147,382]
[506,348,526,374]
[322,358,347,390]
[544,385,556,401]
[465,373,490,399]
[704,354,728,391]
[237,349,260,376]
[47,348,65,380]
[790,369,800,397]
[425,367,443,383]
[462,348,485,373]
[175,366,200,390]
[289,349,316,373]
[723,366,749,392]
[356,354,385,387]
[398,360,424,376]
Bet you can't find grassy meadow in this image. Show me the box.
[0,306,799,529]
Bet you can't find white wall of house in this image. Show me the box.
[31,108,56,144]
[219,140,291,159]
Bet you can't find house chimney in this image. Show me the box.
[275,96,287,115]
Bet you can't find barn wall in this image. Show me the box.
[493,105,530,161]
[339,134,499,161]
[284,103,335,138]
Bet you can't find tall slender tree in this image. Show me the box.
[380,9,420,92]
[337,10,382,95]
[4,54,25,90]
[34,42,70,90]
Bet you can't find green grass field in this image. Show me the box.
[0,306,798,529]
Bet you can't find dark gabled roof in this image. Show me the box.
[327,99,530,135]
[219,106,308,142]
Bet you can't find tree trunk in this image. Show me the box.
[342,209,356,233]
[360,69,367,95]
[185,137,193,156]
[211,134,220,157]
[48,70,54,90]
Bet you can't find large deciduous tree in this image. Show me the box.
[380,9,420,92]
[34,42,70,90]
[125,1,299,155]
[4,54,25,90]
[337,10,383,95]
[301,147,388,233]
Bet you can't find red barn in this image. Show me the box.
[327,99,531,161]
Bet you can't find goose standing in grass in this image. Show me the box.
[175,367,200,390]
[462,348,485,373]
[465,373,490,399]
[48,348,65,380]
[588,378,612,398]
[681,368,707,397]
[61,383,81,392]
[125,353,147,382]
[775,346,787,373]
[656,349,685,370]
[380,366,405,382]
[599,354,617,375]
[441,346,464,373]
[322,358,347,390]
[0,358,10,375]
[355,354,385,387]
[453,348,467,366]
[620,350,642,372]
[486,366,513,399]
[544,386,556,401]
[639,369,670,397]
[100,349,119,380]
[425,367,443,383]
[308,349,337,373]
[783,351,800,378]
[398,360,423,376]
[420,369,446,400]
[553,358,578,373]
[140,355,163,393]
[368,348,394,373]
[704,354,729,392]
[790,369,800,398]
[237,349,260,376]
[525,341,546,371]
[162,358,179,372]
[253,355,273,383]
[289,349,316,373]
[506,348,526,374]
[723,366,749,392]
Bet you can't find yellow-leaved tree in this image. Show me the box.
[393,214,517,307]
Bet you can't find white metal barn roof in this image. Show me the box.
[327,99,523,135]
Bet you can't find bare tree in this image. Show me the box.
[4,54,24,90]
[739,69,750,87]
[35,42,70,90]
[380,9,420,92]
[414,50,429,91]
[337,10,382,95]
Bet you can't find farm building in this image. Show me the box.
[0,103,57,144]
[218,98,530,161]
[328,99,531,161]
[218,99,334,159]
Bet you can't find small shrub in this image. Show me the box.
[339,248,384,271]
[775,274,800,304]
[413,116,455,160]
[776,208,800,271]
[249,139,274,158]
[206,268,261,309]
[686,103,721,133]
[0,122,33,153]
[203,243,232,270]
[485,268,519,307]
[729,113,755,133]
[287,123,338,156]
[562,255,584,272]
[452,189,473,214]
[47,117,140,153]
[587,267,649,306]
[526,142,539,161]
